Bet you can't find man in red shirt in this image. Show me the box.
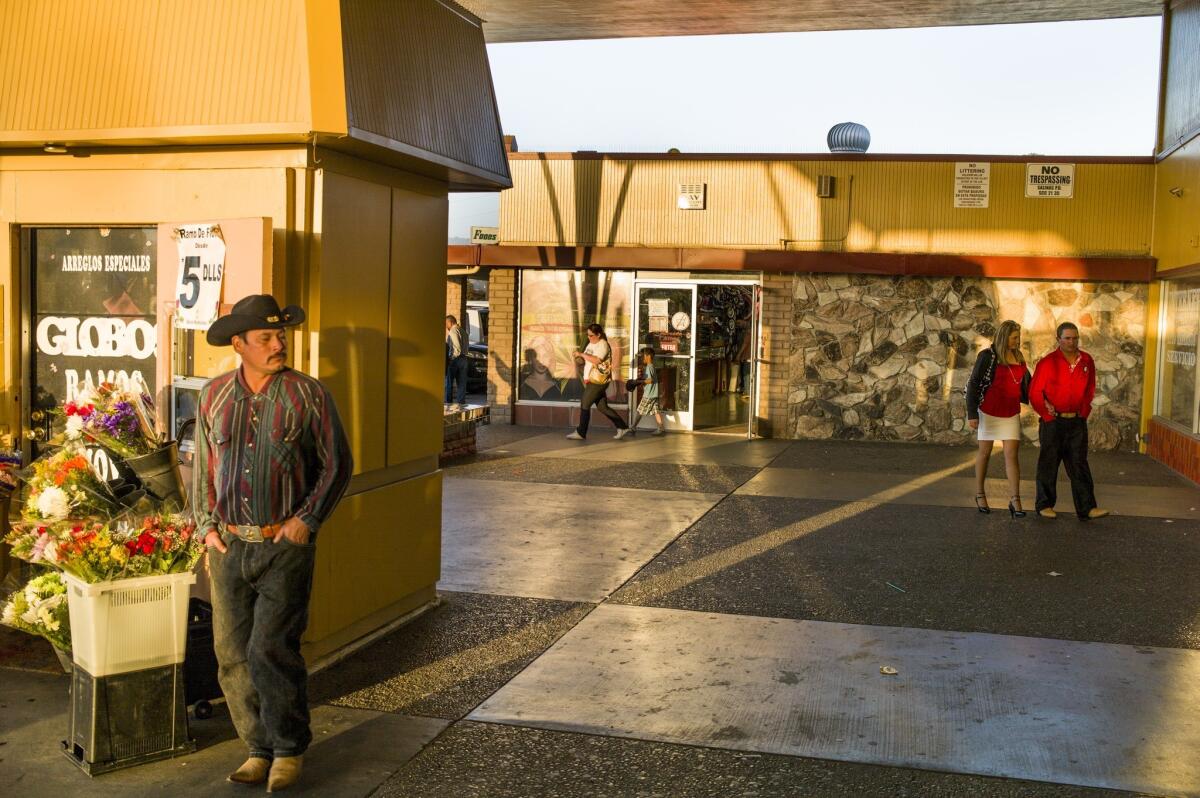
[1028,322,1109,520]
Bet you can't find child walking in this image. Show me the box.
[633,347,665,435]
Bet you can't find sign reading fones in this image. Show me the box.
[173,224,226,330]
[1026,163,1075,198]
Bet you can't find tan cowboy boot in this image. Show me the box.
[227,757,270,785]
[267,755,303,792]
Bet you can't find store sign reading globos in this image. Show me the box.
[32,227,158,408]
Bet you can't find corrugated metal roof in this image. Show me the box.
[500,157,1154,258]
[0,0,312,143]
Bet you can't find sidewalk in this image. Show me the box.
[2,428,1198,797]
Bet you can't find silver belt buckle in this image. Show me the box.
[239,524,264,543]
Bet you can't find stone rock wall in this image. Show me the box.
[787,275,1147,451]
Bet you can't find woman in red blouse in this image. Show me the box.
[965,320,1032,517]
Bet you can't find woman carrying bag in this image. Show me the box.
[567,323,631,441]
[966,319,1032,518]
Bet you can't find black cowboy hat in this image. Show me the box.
[206,294,306,346]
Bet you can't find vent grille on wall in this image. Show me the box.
[677,182,706,210]
[817,175,836,198]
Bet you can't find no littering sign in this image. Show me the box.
[954,162,990,208]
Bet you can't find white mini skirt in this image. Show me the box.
[976,410,1021,441]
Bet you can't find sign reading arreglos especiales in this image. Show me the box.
[1026,163,1075,198]
[954,162,990,208]
[33,227,157,407]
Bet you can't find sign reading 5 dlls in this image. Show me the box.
[173,224,226,330]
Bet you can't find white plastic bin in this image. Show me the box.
[64,571,196,677]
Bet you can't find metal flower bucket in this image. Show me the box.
[125,442,186,510]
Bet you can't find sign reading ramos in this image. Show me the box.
[1026,163,1075,198]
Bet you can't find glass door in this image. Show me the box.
[632,283,697,431]
[748,284,762,439]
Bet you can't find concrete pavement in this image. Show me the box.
[2,427,1197,796]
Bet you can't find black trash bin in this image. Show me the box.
[184,598,222,719]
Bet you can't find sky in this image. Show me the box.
[449,16,1163,239]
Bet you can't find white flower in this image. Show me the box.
[36,486,71,521]
[1,599,16,625]
[43,540,59,563]
[64,415,85,440]
[36,605,60,632]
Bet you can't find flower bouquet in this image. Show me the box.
[0,448,21,495]
[3,513,203,584]
[19,445,123,523]
[0,571,70,653]
[60,383,161,459]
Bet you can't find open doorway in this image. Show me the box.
[692,284,755,432]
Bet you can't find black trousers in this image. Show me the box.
[1035,417,1097,518]
[577,382,627,437]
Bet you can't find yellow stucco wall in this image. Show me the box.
[500,157,1155,258]
[1153,135,1200,273]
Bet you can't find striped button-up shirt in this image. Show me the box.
[192,367,353,539]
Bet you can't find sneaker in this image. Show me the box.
[566,431,584,440]
[1038,508,1057,519]
[1086,508,1110,520]
[614,428,631,440]
[652,428,665,435]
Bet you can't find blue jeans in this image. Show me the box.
[208,533,316,760]
[445,356,469,404]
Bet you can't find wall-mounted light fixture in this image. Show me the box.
[1168,186,1185,198]
[43,143,68,154]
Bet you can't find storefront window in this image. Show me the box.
[518,271,633,403]
[1159,279,1200,431]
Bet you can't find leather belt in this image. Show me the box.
[1056,412,1079,419]
[226,523,283,543]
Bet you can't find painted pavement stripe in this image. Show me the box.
[469,603,1200,797]
[737,467,1200,520]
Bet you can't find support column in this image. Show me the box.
[488,268,516,424]
[757,273,794,438]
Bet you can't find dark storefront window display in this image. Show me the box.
[1159,279,1200,431]
[31,227,157,415]
[518,270,633,403]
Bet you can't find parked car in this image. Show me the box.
[466,304,488,394]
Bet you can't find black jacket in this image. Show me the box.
[966,348,1030,420]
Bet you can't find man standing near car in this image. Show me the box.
[1028,321,1109,521]
[445,314,468,407]
[194,294,353,792]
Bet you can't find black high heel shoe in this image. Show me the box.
[975,494,990,514]
[1008,497,1026,518]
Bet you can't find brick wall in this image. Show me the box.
[758,273,794,437]
[446,276,465,322]
[487,268,516,424]
[1147,417,1200,485]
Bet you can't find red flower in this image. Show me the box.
[124,540,138,554]
[137,531,156,555]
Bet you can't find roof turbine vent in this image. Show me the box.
[827,122,871,154]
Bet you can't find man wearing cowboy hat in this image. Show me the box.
[193,294,353,792]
